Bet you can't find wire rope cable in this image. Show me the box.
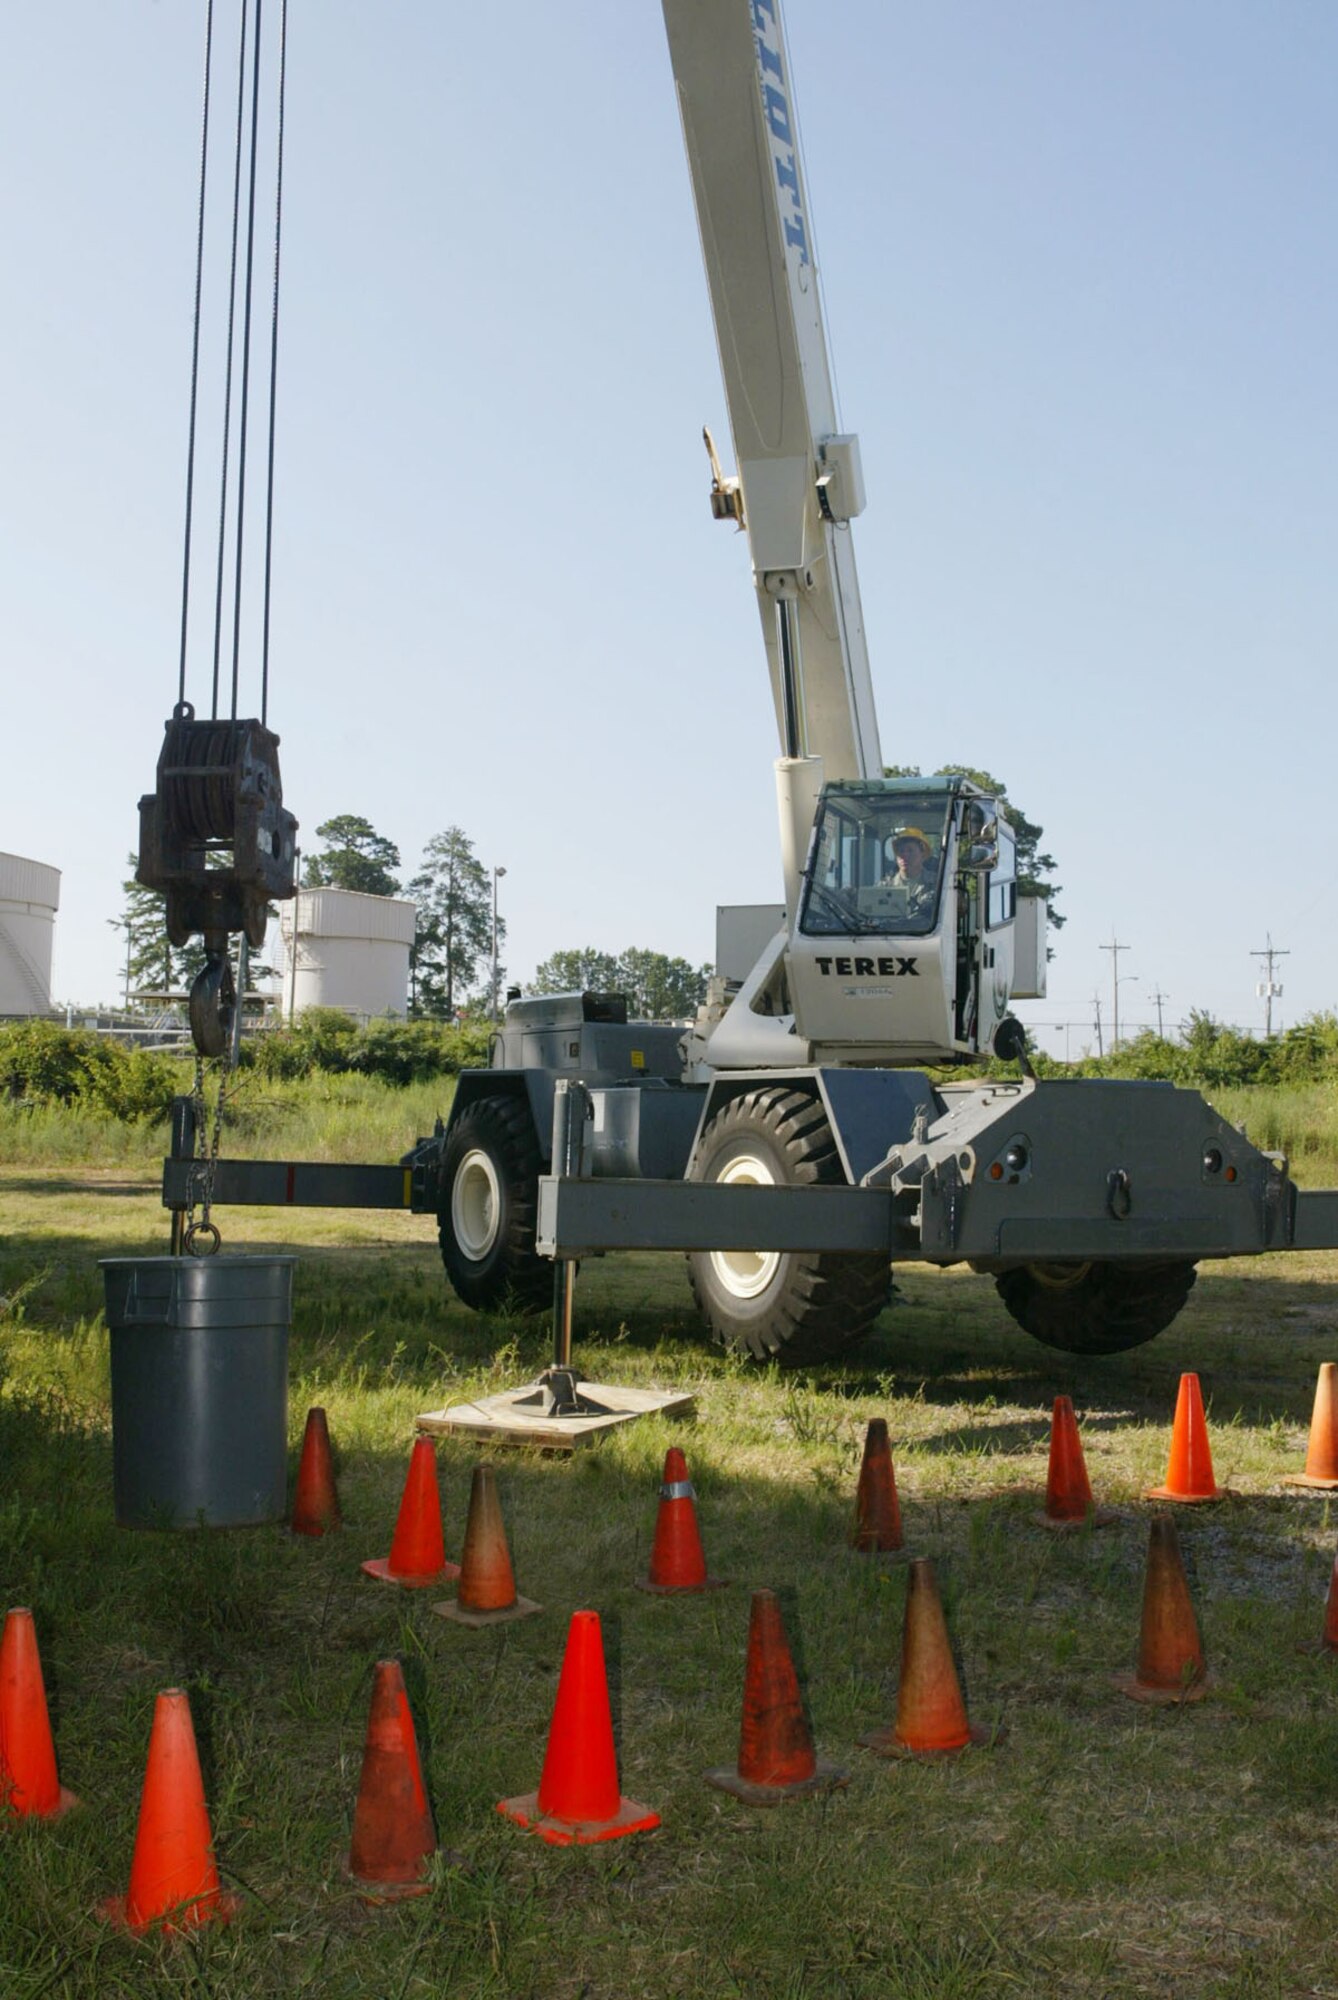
[209,0,251,719]
[259,0,288,727]
[228,0,267,723]
[177,0,216,712]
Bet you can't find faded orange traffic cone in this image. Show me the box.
[860,1558,998,1758]
[1282,1364,1338,1490]
[0,1608,78,1819]
[635,1448,726,1593]
[1037,1396,1116,1531]
[291,1406,342,1536]
[705,1589,847,1804]
[346,1661,436,1899]
[851,1419,907,1556]
[103,1689,239,1931]
[1115,1513,1209,1704]
[434,1466,541,1626]
[362,1437,459,1588]
[498,1610,660,1844]
[1146,1372,1224,1502]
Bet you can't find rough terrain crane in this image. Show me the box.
[165,0,1338,1367]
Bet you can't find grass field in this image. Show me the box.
[5,1120,1338,1997]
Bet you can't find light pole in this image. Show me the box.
[491,865,507,1023]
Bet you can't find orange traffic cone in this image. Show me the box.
[635,1448,726,1593]
[705,1589,848,1804]
[860,1558,998,1758]
[434,1466,541,1626]
[1283,1364,1338,1490]
[362,1437,459,1587]
[0,1608,78,1819]
[346,1661,437,1899]
[291,1406,342,1536]
[498,1610,660,1844]
[1115,1513,1209,1704]
[1146,1372,1224,1503]
[851,1419,907,1556]
[1037,1396,1116,1531]
[102,1689,239,1931]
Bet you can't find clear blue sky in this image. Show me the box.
[3,3,1334,1056]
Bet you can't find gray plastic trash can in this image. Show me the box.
[100,1255,295,1529]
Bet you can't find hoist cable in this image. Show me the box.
[259,0,288,728]
[209,0,251,720]
[177,0,216,712]
[229,0,266,723]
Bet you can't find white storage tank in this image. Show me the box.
[0,852,60,1017]
[278,888,416,1020]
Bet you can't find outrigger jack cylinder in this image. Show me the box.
[136,702,298,1056]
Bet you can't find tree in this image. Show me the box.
[531,948,621,997]
[303,815,401,897]
[109,856,196,1005]
[884,765,1064,928]
[530,946,711,1020]
[409,827,496,1017]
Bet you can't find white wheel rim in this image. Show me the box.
[452,1147,502,1260]
[709,1152,781,1300]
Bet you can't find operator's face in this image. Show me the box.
[895,843,925,878]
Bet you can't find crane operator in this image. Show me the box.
[881,827,938,923]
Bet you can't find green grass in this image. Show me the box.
[5,1124,1338,1995]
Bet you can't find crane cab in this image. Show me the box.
[786,776,1023,1065]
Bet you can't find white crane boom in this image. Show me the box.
[663,0,882,784]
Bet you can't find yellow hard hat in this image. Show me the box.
[894,826,932,855]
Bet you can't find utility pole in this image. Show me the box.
[491,865,508,1023]
[1099,935,1132,1049]
[1151,987,1169,1039]
[1092,992,1104,1058]
[1251,935,1288,1037]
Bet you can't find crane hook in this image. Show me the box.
[189,948,237,1059]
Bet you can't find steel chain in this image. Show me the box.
[182,1037,234,1256]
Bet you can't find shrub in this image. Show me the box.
[0,1021,179,1121]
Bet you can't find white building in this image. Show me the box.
[278,887,416,1020]
[0,852,60,1016]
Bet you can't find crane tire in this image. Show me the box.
[686,1085,891,1367]
[438,1096,550,1314]
[994,1259,1197,1355]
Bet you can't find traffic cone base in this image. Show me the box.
[101,1888,241,1933]
[1281,1472,1338,1491]
[4,1783,79,1821]
[361,1555,460,1588]
[496,1789,660,1845]
[1034,1505,1119,1533]
[291,1406,341,1536]
[1112,1670,1209,1706]
[433,1590,542,1627]
[859,1720,1002,1760]
[1143,1485,1225,1504]
[705,1757,848,1805]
